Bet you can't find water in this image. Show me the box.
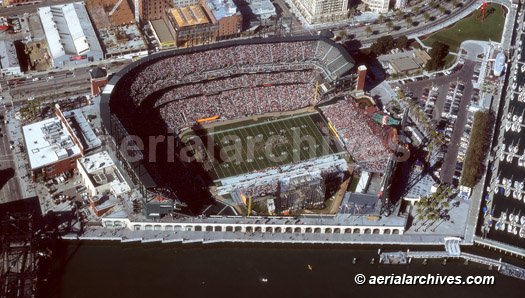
[39,241,524,298]
[480,31,525,248]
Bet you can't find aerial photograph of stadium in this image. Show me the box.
[0,0,524,296]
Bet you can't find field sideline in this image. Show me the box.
[184,113,342,180]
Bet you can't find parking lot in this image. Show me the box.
[395,57,480,184]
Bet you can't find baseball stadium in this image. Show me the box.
[100,36,398,218]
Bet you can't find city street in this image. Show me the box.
[0,109,22,203]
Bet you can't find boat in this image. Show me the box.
[521,216,525,225]
[502,212,507,221]
[501,222,506,231]
[507,223,513,233]
[506,119,512,132]
[503,177,507,185]
[522,64,525,72]
[513,143,519,154]
[518,157,524,167]
[513,189,520,199]
[514,181,519,189]
[520,227,524,238]
[513,226,518,235]
[510,213,514,222]
[496,222,501,230]
[506,153,513,163]
[261,278,268,282]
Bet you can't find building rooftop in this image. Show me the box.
[79,150,114,174]
[205,0,237,20]
[170,6,210,28]
[242,0,275,19]
[150,19,175,45]
[90,67,107,79]
[0,39,19,69]
[63,109,101,150]
[23,117,82,170]
[389,57,420,73]
[79,151,130,194]
[38,2,103,60]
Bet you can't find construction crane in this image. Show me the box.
[108,0,123,16]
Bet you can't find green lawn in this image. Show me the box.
[422,3,506,53]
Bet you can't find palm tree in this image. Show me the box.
[395,10,403,19]
[423,12,430,23]
[429,0,436,7]
[365,26,372,37]
[378,13,385,24]
[451,0,458,6]
[349,8,356,18]
[413,6,420,14]
[439,6,446,15]
[417,214,425,222]
[386,21,394,32]
[405,17,413,29]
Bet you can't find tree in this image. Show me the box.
[337,30,347,40]
[417,214,425,222]
[425,41,449,71]
[405,17,413,28]
[396,10,404,19]
[349,8,356,18]
[397,35,408,49]
[423,12,431,23]
[378,13,385,24]
[413,6,420,14]
[442,201,450,209]
[365,26,372,37]
[451,0,458,6]
[439,6,446,14]
[386,21,394,32]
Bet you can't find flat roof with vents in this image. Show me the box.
[38,2,103,61]
[23,117,82,170]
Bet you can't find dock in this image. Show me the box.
[379,250,525,281]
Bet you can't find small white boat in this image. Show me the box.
[521,216,525,225]
[520,227,524,238]
[522,64,525,72]
[502,212,507,221]
[507,224,513,233]
[261,278,268,282]
[506,153,513,163]
[506,120,512,131]
[501,222,506,231]
[510,213,514,222]
[513,226,518,235]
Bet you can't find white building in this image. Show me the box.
[0,39,21,76]
[394,0,407,9]
[362,0,390,14]
[38,2,104,68]
[288,0,348,25]
[77,151,130,197]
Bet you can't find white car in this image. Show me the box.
[32,77,39,81]
[47,76,54,80]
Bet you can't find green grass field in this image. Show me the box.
[185,113,341,180]
[422,3,506,53]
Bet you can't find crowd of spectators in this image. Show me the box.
[158,83,314,129]
[324,96,393,172]
[124,40,333,106]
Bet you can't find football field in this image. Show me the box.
[184,113,342,180]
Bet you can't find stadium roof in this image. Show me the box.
[170,6,211,28]
[38,2,103,60]
[205,0,237,20]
